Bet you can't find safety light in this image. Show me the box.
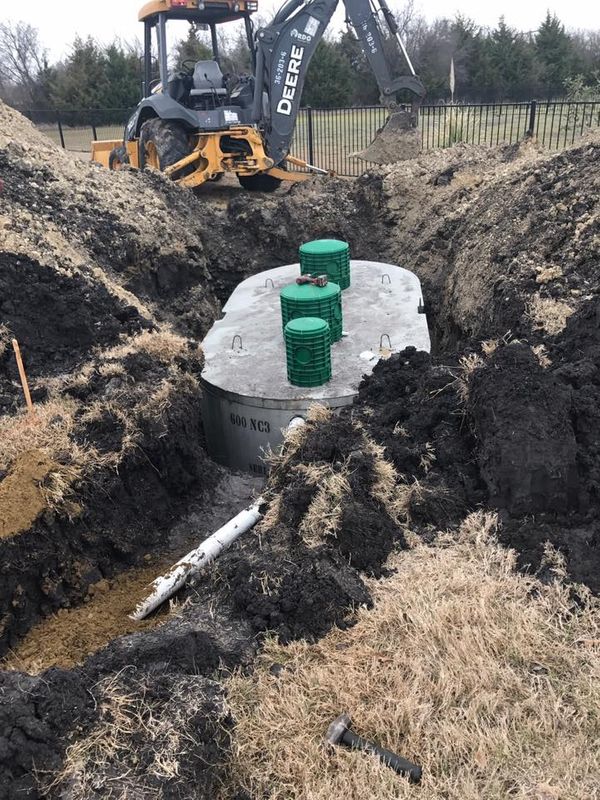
[171,0,188,6]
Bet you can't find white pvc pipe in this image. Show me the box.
[131,498,264,620]
[130,419,306,621]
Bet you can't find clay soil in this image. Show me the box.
[1,100,599,799]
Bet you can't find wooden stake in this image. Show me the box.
[12,339,34,415]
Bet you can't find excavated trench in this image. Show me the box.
[1,106,600,798]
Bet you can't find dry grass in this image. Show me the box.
[535,265,563,284]
[455,353,485,403]
[138,370,199,420]
[296,462,351,547]
[359,427,439,530]
[256,493,282,534]
[528,295,574,336]
[359,429,397,504]
[0,398,80,473]
[0,323,10,358]
[102,329,194,365]
[267,403,332,473]
[224,512,600,800]
[0,399,88,516]
[0,392,142,515]
[49,671,226,799]
[0,329,195,521]
[532,344,552,368]
[0,397,139,476]
[481,338,499,356]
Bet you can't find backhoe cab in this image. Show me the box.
[93,0,284,190]
[91,0,426,190]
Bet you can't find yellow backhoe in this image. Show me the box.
[92,0,425,190]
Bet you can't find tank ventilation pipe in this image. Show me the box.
[131,498,265,620]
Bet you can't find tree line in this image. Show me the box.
[0,5,599,124]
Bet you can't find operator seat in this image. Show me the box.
[190,60,228,98]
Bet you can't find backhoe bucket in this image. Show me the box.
[353,110,421,165]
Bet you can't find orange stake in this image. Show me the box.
[12,339,34,415]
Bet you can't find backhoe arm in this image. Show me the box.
[342,0,426,108]
[253,0,339,165]
[254,0,426,165]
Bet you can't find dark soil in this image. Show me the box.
[227,541,372,642]
[272,415,404,573]
[0,667,96,800]
[0,146,220,341]
[0,252,150,407]
[356,347,485,529]
[0,660,233,800]
[470,345,578,515]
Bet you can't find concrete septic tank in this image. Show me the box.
[200,260,431,475]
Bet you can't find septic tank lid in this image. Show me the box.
[299,239,349,255]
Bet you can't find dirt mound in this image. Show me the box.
[0,666,96,799]
[0,252,149,406]
[0,106,220,338]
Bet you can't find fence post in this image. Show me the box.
[91,119,98,141]
[307,106,314,165]
[56,114,66,149]
[526,100,537,138]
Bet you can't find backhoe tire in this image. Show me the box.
[139,118,193,174]
[238,172,282,192]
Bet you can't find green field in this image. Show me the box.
[37,102,600,176]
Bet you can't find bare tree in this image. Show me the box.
[0,21,47,103]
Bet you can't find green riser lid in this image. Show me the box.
[284,317,332,387]
[299,239,349,256]
[280,281,343,343]
[282,312,342,343]
[299,239,351,290]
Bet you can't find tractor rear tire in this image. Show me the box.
[139,118,193,174]
[238,172,282,192]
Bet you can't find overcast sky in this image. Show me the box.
[3,0,597,61]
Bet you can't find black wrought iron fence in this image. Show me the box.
[16,99,600,176]
[292,100,600,175]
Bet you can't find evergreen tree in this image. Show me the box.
[102,41,142,109]
[171,25,212,70]
[302,39,353,108]
[488,18,535,100]
[536,12,578,99]
[51,37,109,115]
[338,30,378,105]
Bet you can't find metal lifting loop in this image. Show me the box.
[264,277,275,288]
[381,273,391,284]
[231,334,243,350]
[380,333,392,349]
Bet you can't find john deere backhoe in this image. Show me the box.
[92,0,425,190]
